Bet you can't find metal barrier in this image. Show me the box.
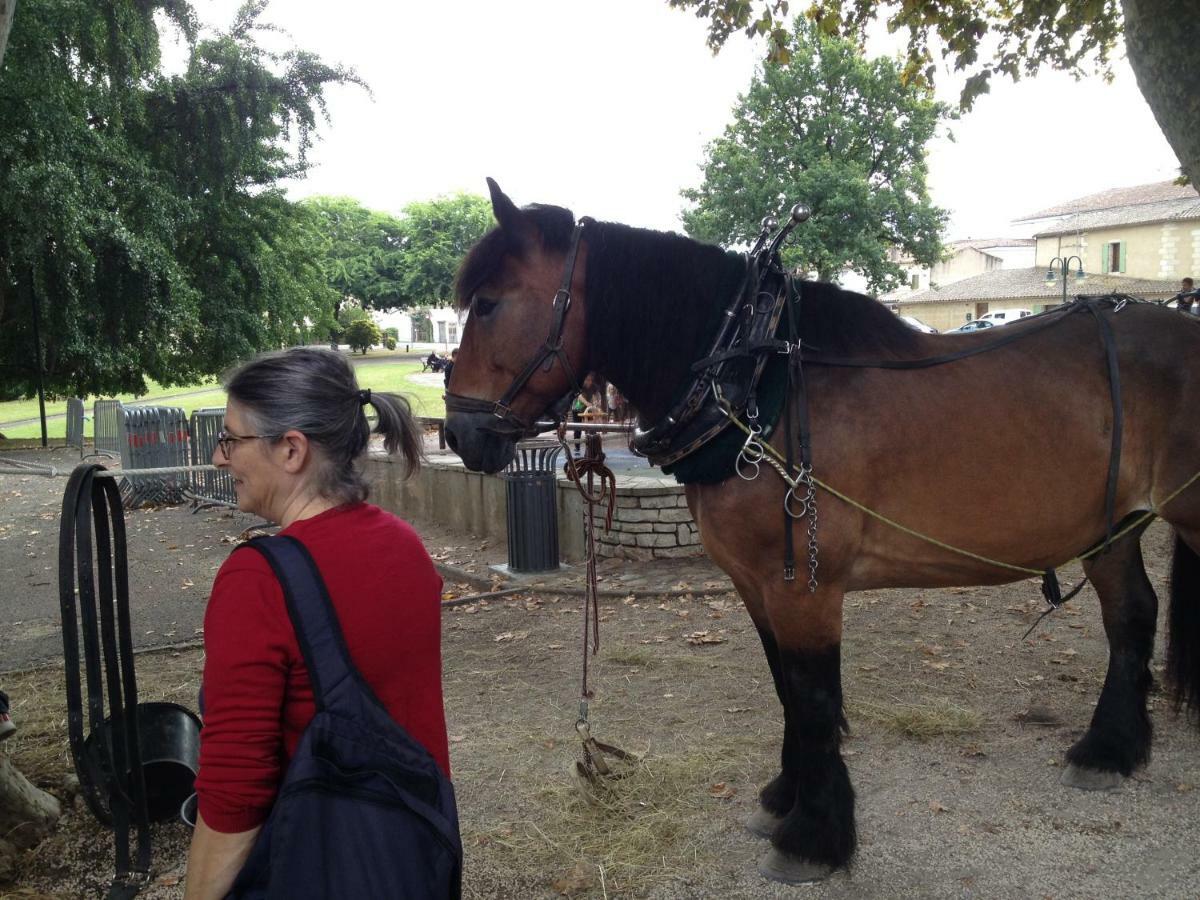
[502,439,564,573]
[92,399,125,460]
[189,408,236,508]
[118,406,190,507]
[65,398,87,457]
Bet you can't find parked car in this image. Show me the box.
[946,319,996,333]
[978,308,1032,326]
[897,315,937,334]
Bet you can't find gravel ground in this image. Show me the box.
[2,445,1200,898]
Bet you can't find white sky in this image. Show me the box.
[184,0,1182,241]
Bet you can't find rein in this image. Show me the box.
[557,427,638,787]
[444,218,592,435]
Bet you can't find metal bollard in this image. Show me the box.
[502,439,564,573]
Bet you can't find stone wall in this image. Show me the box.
[592,488,702,561]
[367,452,704,564]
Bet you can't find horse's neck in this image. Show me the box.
[589,313,709,426]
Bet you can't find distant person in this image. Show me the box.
[1177,277,1197,313]
[443,348,458,389]
[605,381,626,420]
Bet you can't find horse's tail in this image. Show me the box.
[1167,533,1200,715]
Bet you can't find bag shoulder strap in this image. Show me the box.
[241,534,363,714]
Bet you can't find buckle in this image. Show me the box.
[492,401,514,421]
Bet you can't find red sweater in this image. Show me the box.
[195,503,449,833]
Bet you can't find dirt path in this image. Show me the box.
[2,449,1199,897]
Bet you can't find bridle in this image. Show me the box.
[444,218,591,436]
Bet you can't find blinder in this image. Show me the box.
[444,218,592,437]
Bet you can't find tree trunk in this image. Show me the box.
[1123,0,1200,187]
[0,0,14,71]
[0,752,61,853]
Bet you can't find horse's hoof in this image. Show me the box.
[745,806,785,839]
[1061,763,1124,791]
[757,848,834,884]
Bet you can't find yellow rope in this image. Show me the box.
[724,413,1200,576]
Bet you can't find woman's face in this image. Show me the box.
[212,398,281,518]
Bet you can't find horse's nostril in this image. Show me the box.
[444,427,459,453]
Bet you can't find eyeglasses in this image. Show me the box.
[215,429,273,460]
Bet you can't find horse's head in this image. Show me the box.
[443,179,588,473]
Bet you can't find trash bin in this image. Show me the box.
[503,439,563,573]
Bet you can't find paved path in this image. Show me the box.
[0,443,707,672]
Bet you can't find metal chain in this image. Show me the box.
[731,414,820,592]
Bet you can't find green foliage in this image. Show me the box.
[681,19,948,290]
[395,193,493,307]
[301,196,407,312]
[0,1,351,399]
[667,0,1121,109]
[410,310,433,343]
[303,192,491,314]
[343,317,381,355]
[383,335,397,350]
[382,326,399,342]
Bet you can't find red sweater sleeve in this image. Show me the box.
[194,553,293,833]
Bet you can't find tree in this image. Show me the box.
[343,318,381,355]
[395,193,493,307]
[666,1,1197,188]
[0,0,14,69]
[301,196,407,314]
[0,1,350,399]
[681,18,948,289]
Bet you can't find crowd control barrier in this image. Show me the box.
[66,398,87,457]
[188,408,236,509]
[118,406,190,507]
[92,400,125,460]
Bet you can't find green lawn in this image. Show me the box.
[0,360,446,440]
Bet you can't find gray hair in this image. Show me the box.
[224,348,422,504]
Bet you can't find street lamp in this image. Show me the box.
[1045,255,1085,305]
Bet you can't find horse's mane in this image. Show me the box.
[585,222,922,418]
[584,222,742,418]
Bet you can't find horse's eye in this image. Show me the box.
[473,296,498,318]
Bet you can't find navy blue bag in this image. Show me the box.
[227,535,462,899]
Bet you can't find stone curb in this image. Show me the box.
[433,560,722,600]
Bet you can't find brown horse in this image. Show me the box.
[444,180,1200,883]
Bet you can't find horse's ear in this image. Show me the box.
[487,177,530,249]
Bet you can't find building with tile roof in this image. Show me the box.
[886,180,1197,331]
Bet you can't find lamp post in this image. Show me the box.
[1045,255,1085,306]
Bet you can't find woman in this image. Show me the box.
[185,348,449,899]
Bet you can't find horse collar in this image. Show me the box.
[445,217,593,435]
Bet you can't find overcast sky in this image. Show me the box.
[184,0,1182,240]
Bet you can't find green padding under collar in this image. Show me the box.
[662,352,790,485]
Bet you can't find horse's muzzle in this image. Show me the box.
[443,412,518,474]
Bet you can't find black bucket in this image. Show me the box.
[81,701,202,825]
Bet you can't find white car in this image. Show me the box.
[978,308,1032,326]
[947,319,995,333]
[897,315,937,334]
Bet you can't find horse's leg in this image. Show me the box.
[757,583,856,883]
[717,573,794,838]
[745,620,796,838]
[1062,524,1157,790]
